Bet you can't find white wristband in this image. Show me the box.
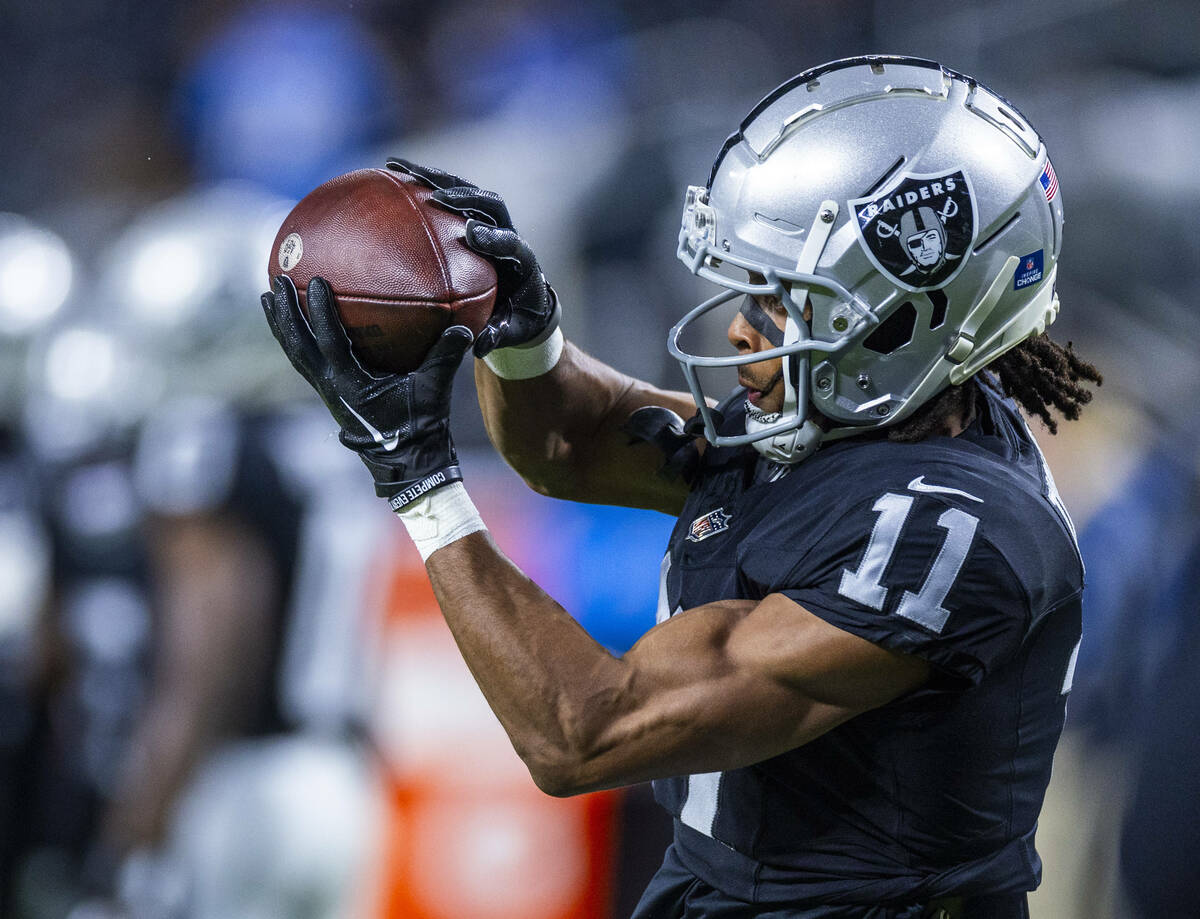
[482,327,564,380]
[395,482,487,562]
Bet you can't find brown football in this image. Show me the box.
[268,167,497,373]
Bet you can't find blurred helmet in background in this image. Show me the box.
[97,183,309,409]
[0,214,74,425]
[23,183,307,464]
[134,736,381,919]
[672,55,1064,463]
[22,314,164,464]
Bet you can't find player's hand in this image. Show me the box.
[261,274,473,509]
[387,157,560,357]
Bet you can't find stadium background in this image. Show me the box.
[0,0,1197,916]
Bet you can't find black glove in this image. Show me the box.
[261,274,473,510]
[387,157,560,357]
[620,406,704,486]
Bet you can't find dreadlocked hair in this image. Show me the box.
[887,380,980,443]
[887,333,1102,443]
[987,333,1103,434]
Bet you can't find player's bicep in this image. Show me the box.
[727,592,931,710]
[477,341,700,514]
[570,370,702,515]
[570,593,928,790]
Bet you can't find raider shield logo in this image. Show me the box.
[850,169,977,291]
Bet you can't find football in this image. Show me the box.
[268,168,497,373]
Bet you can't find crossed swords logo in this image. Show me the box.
[849,169,976,292]
[873,195,959,240]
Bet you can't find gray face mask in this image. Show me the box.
[744,397,824,464]
[736,296,821,464]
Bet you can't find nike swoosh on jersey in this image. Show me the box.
[907,476,983,503]
[339,397,401,452]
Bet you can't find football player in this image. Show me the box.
[263,56,1101,918]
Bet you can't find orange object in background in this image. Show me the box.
[365,543,621,919]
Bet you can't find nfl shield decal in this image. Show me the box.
[687,508,731,542]
[1013,250,1044,290]
[849,169,978,291]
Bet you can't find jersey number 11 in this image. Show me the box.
[838,493,979,633]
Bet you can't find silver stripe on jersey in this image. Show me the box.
[680,771,724,838]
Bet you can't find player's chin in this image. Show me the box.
[741,380,783,413]
[739,367,784,410]
[753,393,786,414]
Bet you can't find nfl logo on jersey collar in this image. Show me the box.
[688,507,731,542]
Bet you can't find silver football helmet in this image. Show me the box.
[96,183,305,409]
[671,55,1063,462]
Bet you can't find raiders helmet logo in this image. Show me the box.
[849,169,977,291]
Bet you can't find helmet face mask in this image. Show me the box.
[671,55,1064,462]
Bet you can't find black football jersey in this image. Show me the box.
[652,380,1083,906]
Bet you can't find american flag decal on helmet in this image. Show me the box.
[1039,160,1058,201]
[687,507,731,542]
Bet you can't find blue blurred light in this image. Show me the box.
[518,500,675,655]
[176,4,400,198]
[434,3,630,122]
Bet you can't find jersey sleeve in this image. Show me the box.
[776,491,1031,687]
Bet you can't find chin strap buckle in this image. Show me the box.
[945,332,975,364]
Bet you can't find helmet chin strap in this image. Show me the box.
[748,198,839,465]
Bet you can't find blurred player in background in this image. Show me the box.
[264,57,1102,917]
[0,186,385,919]
[87,187,382,919]
[0,216,62,918]
[0,10,415,909]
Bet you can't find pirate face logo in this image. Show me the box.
[901,207,946,268]
[849,169,977,291]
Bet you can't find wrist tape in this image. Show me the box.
[395,481,487,562]
[482,327,564,380]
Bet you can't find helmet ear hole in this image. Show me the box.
[863,301,917,355]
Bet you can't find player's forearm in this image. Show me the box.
[424,529,638,794]
[423,533,808,796]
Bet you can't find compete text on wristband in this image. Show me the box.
[389,471,449,510]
